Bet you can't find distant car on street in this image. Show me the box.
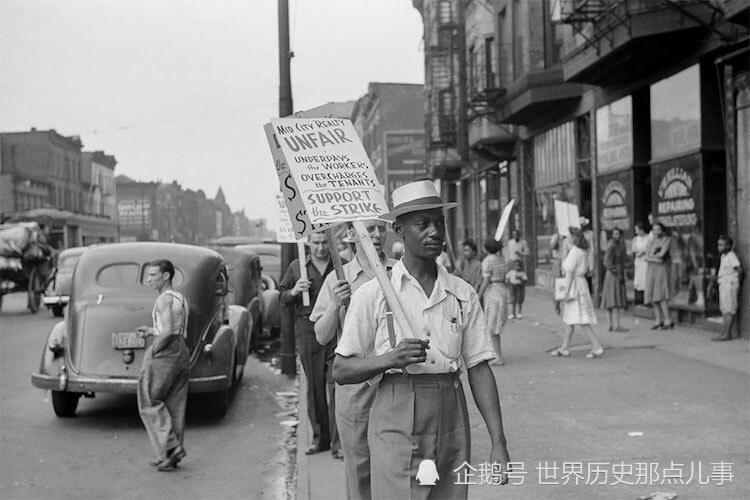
[236,242,281,339]
[43,246,88,317]
[31,242,251,418]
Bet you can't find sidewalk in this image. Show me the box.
[296,289,749,499]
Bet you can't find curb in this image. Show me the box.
[295,364,309,500]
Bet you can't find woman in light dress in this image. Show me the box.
[478,238,509,365]
[631,222,651,304]
[551,229,605,359]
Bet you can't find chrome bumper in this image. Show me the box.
[43,295,69,306]
[31,373,229,394]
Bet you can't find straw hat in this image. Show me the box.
[380,180,458,221]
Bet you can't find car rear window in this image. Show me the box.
[259,254,280,268]
[139,266,185,287]
[96,263,141,287]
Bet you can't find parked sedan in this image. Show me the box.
[236,242,281,338]
[43,246,88,317]
[31,242,250,418]
[215,247,265,351]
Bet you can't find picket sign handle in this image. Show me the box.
[442,208,456,271]
[296,241,311,306]
[351,220,417,339]
[325,228,348,333]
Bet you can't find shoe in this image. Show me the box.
[507,314,515,320]
[608,325,614,332]
[332,449,344,460]
[149,458,165,467]
[614,326,629,332]
[305,442,330,455]
[157,446,186,471]
[660,323,674,330]
[550,347,570,357]
[650,323,663,330]
[516,313,523,319]
[586,348,605,359]
[711,336,732,341]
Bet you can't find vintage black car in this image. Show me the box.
[31,243,250,417]
[236,242,281,338]
[43,246,88,317]
[215,247,265,350]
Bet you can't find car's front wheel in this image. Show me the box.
[51,391,80,417]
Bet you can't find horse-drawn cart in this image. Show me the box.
[0,222,53,313]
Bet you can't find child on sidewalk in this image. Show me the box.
[712,235,743,341]
[506,259,528,319]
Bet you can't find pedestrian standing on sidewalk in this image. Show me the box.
[334,180,511,500]
[712,235,743,341]
[505,229,530,270]
[478,238,509,365]
[632,222,651,305]
[644,222,674,330]
[136,259,190,471]
[506,259,527,319]
[551,229,605,359]
[279,233,340,456]
[311,220,396,498]
[455,239,482,291]
[601,228,629,332]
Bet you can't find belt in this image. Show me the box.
[381,371,462,389]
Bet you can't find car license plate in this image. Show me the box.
[111,332,145,349]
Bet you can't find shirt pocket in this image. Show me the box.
[435,316,463,360]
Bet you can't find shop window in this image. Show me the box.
[576,114,591,180]
[650,65,701,160]
[596,96,634,174]
[534,182,577,267]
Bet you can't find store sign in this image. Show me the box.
[117,198,151,228]
[385,132,426,173]
[596,96,633,173]
[598,170,632,232]
[654,165,700,228]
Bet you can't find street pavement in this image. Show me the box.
[298,288,750,500]
[0,293,297,500]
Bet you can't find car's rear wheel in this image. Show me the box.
[51,304,64,317]
[51,391,80,417]
[27,267,43,313]
[208,349,235,417]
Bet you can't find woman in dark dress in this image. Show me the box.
[644,222,674,329]
[601,228,628,331]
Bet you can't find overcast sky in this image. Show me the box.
[0,0,424,229]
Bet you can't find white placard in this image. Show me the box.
[264,123,331,238]
[554,200,581,237]
[269,118,389,225]
[275,193,300,243]
[494,199,516,241]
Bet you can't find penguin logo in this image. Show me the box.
[416,459,439,486]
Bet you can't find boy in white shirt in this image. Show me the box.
[712,235,743,341]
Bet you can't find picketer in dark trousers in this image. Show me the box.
[280,233,340,456]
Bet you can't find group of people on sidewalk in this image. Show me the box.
[280,181,511,499]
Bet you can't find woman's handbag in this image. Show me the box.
[554,278,570,301]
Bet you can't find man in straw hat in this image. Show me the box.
[334,180,511,499]
[310,219,397,498]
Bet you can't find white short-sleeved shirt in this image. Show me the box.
[309,254,397,327]
[335,260,496,378]
[718,251,741,285]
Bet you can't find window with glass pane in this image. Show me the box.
[650,65,701,160]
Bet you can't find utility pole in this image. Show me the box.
[278,0,296,376]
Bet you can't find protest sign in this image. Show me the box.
[494,199,516,241]
[264,123,331,239]
[554,200,581,237]
[269,117,389,226]
[275,193,299,243]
